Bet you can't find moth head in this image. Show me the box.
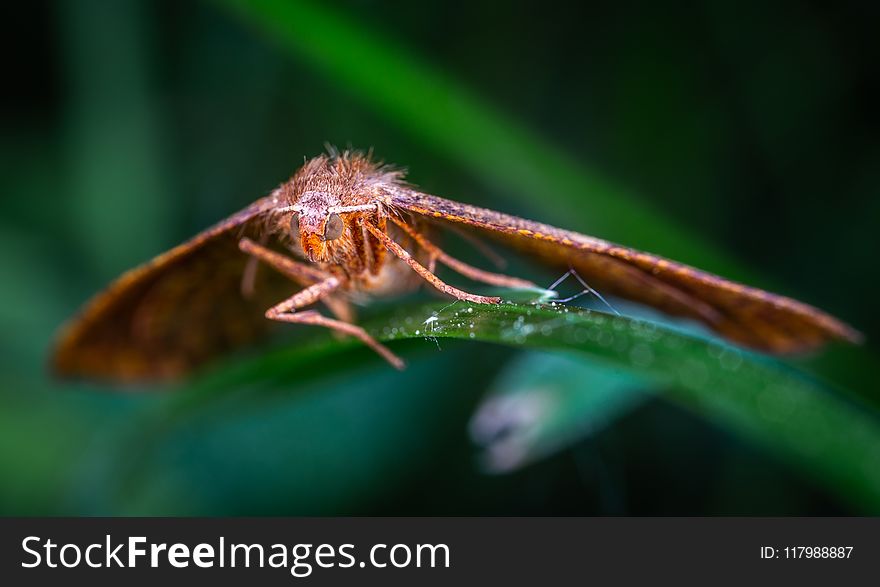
[285,191,376,263]
[289,210,346,263]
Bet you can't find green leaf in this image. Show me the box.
[103,299,880,514]
[370,300,880,511]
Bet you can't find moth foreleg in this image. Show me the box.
[239,237,354,322]
[239,237,328,283]
[388,216,537,289]
[268,306,405,370]
[264,277,342,318]
[363,220,501,304]
[240,234,268,299]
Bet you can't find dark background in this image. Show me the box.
[1,0,878,515]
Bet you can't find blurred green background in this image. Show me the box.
[2,0,878,515]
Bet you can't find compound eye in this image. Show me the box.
[289,213,300,235]
[323,213,344,241]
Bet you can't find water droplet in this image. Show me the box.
[718,348,743,371]
[678,359,709,387]
[573,328,589,344]
[706,342,724,359]
[629,343,654,367]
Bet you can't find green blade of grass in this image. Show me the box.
[106,299,880,513]
[373,301,880,510]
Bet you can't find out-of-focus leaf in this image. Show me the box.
[59,0,173,278]
[215,0,735,273]
[74,344,510,515]
[470,351,648,473]
[0,378,144,515]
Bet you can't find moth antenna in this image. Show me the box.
[547,269,621,315]
[555,291,589,303]
[569,268,621,316]
[547,269,574,292]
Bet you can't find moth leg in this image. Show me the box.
[239,237,355,323]
[370,212,388,273]
[363,220,501,304]
[388,216,537,289]
[240,234,270,299]
[265,281,404,370]
[239,237,328,282]
[264,276,342,316]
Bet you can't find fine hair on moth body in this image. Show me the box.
[50,148,861,383]
[234,152,538,370]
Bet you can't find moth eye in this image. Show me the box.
[323,213,344,241]
[289,214,300,234]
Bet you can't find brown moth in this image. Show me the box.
[51,150,862,382]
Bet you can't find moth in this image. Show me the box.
[51,149,861,382]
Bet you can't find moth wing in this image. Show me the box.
[390,189,861,354]
[51,197,296,382]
